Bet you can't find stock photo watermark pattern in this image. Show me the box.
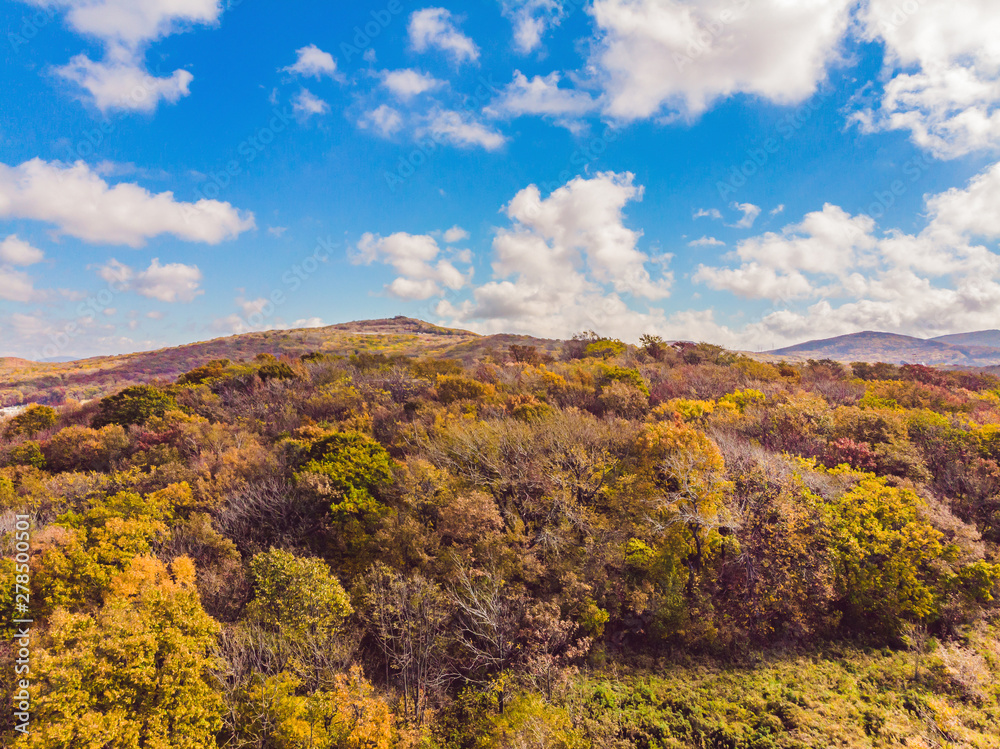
[11,516,32,737]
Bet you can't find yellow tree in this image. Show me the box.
[638,422,735,595]
[27,556,223,749]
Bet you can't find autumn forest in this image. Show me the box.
[3,328,1000,748]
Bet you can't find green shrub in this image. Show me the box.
[92,385,177,428]
[4,404,57,439]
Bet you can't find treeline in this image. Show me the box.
[2,340,1000,747]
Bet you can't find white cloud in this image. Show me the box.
[55,52,193,112]
[293,317,325,328]
[488,71,599,121]
[434,172,673,338]
[443,225,469,243]
[0,236,44,266]
[770,204,785,216]
[695,204,877,300]
[359,105,404,137]
[352,232,471,300]
[691,161,1000,348]
[857,0,1000,158]
[283,44,339,79]
[688,236,724,247]
[381,68,445,99]
[27,0,223,112]
[728,202,761,229]
[588,0,854,120]
[268,226,288,238]
[409,8,479,64]
[425,110,506,150]
[0,159,254,246]
[501,0,565,53]
[693,208,722,220]
[26,0,222,48]
[0,267,38,303]
[292,89,329,117]
[98,257,203,302]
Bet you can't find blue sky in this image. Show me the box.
[1,0,999,359]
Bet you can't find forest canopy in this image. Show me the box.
[2,336,1000,747]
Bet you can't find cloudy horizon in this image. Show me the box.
[2,0,999,359]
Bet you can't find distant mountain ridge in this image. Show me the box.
[930,330,1000,348]
[769,330,1000,366]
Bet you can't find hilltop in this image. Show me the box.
[0,317,561,406]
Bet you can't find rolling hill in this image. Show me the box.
[0,317,562,407]
[769,330,1000,366]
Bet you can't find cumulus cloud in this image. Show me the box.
[443,226,469,243]
[359,105,404,137]
[381,69,445,99]
[0,267,38,303]
[55,52,193,112]
[695,204,878,300]
[282,44,339,79]
[728,202,761,229]
[0,236,44,266]
[501,0,566,53]
[692,160,1000,347]
[409,8,479,64]
[98,257,203,302]
[352,232,471,300]
[434,172,673,338]
[688,236,724,247]
[27,0,223,111]
[856,0,1000,158]
[293,317,325,328]
[488,71,599,122]
[0,159,255,246]
[588,0,854,120]
[425,110,506,150]
[292,89,329,117]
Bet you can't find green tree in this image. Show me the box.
[8,441,46,469]
[177,359,232,386]
[245,548,353,639]
[297,431,395,520]
[825,477,949,634]
[4,404,57,439]
[92,385,177,429]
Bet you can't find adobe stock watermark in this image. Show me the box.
[539,125,624,196]
[673,0,751,71]
[61,64,180,163]
[861,152,933,221]
[187,107,295,206]
[7,6,56,52]
[338,0,405,63]
[11,515,33,736]
[871,0,928,34]
[716,91,833,201]
[231,237,336,332]
[32,265,131,362]
[384,74,503,193]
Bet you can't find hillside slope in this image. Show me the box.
[0,317,561,406]
[932,329,1000,348]
[770,330,1000,366]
